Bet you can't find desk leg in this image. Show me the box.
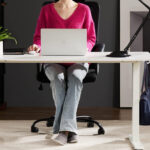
[129,62,144,150]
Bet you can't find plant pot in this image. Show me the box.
[0,41,3,56]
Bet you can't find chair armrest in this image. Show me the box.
[89,43,105,75]
[89,63,99,75]
[92,43,105,52]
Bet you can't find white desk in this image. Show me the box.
[1,52,150,149]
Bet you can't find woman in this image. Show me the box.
[28,0,96,145]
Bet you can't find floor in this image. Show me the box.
[0,107,132,120]
[0,120,150,150]
[2,108,146,150]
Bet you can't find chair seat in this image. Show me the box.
[37,64,98,84]
[83,72,97,83]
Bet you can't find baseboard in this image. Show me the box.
[0,107,132,120]
[0,102,7,110]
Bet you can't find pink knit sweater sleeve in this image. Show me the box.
[83,6,96,52]
[33,7,46,50]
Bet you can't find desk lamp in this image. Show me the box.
[107,0,150,57]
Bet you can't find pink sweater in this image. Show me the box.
[33,2,96,65]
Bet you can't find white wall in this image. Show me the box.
[120,0,149,107]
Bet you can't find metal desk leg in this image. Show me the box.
[129,62,144,150]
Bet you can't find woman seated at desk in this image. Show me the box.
[27,0,96,145]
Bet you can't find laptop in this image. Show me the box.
[41,29,87,56]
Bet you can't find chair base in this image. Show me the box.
[31,116,105,135]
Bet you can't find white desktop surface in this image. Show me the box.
[1,51,150,150]
[0,52,150,63]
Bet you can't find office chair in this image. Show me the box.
[31,0,105,135]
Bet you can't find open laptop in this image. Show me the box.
[41,29,87,56]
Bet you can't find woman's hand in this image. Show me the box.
[27,44,40,53]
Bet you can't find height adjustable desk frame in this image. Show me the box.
[1,51,150,150]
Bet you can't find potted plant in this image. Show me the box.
[0,26,17,56]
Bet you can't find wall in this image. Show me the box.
[120,0,149,107]
[3,0,120,107]
[130,12,143,52]
[0,1,2,26]
[143,20,150,52]
[0,0,4,105]
[120,12,144,108]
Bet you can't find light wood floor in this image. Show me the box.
[0,107,131,120]
[1,120,150,150]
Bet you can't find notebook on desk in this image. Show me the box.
[4,48,25,55]
[41,29,88,56]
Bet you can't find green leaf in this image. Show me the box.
[0,26,17,45]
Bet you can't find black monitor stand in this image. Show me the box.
[107,0,150,57]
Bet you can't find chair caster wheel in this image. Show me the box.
[31,126,39,133]
[47,121,53,127]
[87,122,94,127]
[98,128,105,135]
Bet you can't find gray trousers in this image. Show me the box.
[44,63,89,135]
